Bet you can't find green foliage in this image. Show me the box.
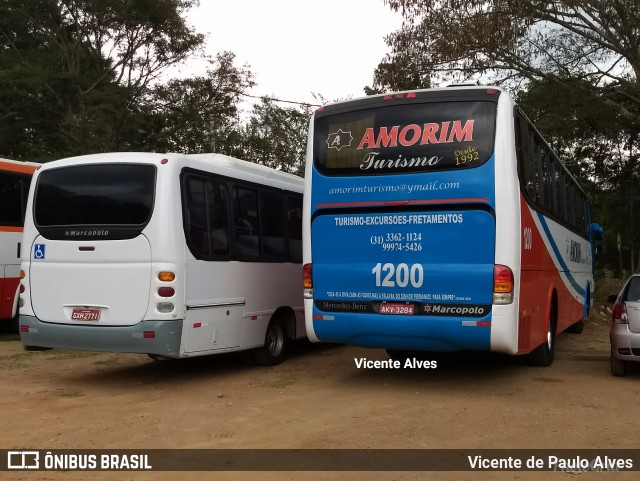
[242,98,312,176]
[137,52,254,156]
[0,0,204,160]
[0,1,308,175]
[376,0,640,273]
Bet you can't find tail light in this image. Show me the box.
[157,287,175,298]
[612,301,628,324]
[493,265,514,304]
[158,271,175,282]
[303,264,313,299]
[156,271,176,313]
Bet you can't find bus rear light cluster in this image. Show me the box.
[303,263,313,299]
[19,270,26,307]
[156,271,176,313]
[493,265,514,305]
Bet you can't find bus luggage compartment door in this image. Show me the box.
[183,304,243,353]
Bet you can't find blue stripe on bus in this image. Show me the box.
[535,212,585,298]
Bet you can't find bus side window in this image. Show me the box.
[185,177,209,257]
[259,192,286,261]
[233,187,260,260]
[0,171,24,226]
[206,180,230,257]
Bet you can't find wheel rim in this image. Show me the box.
[267,324,284,356]
[545,322,553,349]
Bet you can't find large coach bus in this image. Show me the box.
[0,158,38,329]
[302,86,601,366]
[19,152,305,364]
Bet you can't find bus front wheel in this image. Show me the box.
[253,319,289,366]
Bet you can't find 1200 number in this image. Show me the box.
[371,263,424,288]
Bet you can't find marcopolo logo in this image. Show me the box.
[422,303,490,317]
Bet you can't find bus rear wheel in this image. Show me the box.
[528,304,556,367]
[253,319,289,366]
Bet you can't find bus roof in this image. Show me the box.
[34,152,304,193]
[316,85,506,116]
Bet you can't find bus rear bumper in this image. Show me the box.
[18,315,183,358]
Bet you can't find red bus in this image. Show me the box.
[0,159,38,329]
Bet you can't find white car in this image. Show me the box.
[609,274,640,376]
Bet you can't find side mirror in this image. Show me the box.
[591,223,605,255]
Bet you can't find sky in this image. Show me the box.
[184,0,404,107]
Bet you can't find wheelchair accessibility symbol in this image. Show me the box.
[34,244,46,260]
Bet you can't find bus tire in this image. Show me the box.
[610,349,627,377]
[566,319,584,334]
[253,319,289,366]
[147,354,174,361]
[24,345,52,351]
[528,303,556,367]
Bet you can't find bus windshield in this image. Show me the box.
[34,163,156,239]
[313,101,496,176]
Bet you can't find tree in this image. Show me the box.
[376,1,640,118]
[242,98,312,176]
[0,0,204,160]
[137,52,255,156]
[375,0,640,273]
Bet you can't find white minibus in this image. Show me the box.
[19,152,305,364]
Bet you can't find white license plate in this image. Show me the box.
[71,308,101,321]
[380,303,414,315]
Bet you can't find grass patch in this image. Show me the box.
[50,388,84,398]
[0,352,30,369]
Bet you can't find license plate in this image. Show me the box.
[71,308,101,321]
[379,303,414,315]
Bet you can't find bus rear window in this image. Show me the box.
[34,163,155,240]
[313,101,496,175]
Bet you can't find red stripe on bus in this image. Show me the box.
[315,198,490,209]
[0,161,38,174]
[0,226,24,233]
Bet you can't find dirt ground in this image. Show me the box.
[1,302,639,481]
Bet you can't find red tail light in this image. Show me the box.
[493,265,514,293]
[158,287,175,298]
[493,265,514,305]
[303,264,313,288]
[612,301,627,324]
